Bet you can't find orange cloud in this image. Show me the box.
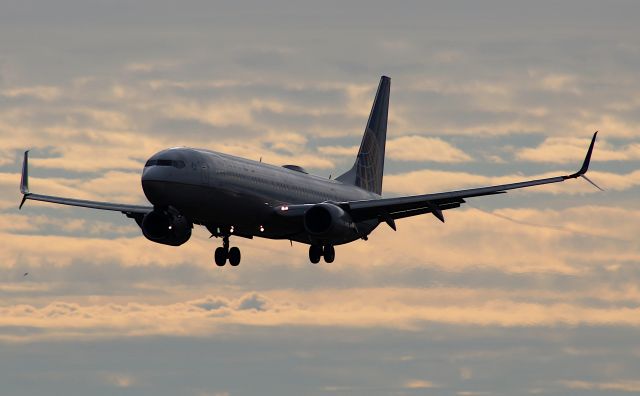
[4,286,640,343]
[319,135,472,163]
[518,136,640,163]
[560,380,640,393]
[383,169,624,196]
[2,85,62,101]
[2,204,637,277]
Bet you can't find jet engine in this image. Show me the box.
[140,208,192,246]
[303,203,357,240]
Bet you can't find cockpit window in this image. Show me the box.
[144,159,186,168]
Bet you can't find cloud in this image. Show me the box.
[3,203,638,283]
[0,170,146,204]
[237,292,269,311]
[559,380,640,393]
[383,168,624,196]
[317,145,359,157]
[319,136,472,163]
[6,285,640,343]
[328,205,640,275]
[386,136,471,162]
[0,79,351,173]
[536,72,581,94]
[5,199,639,342]
[404,379,437,389]
[192,296,229,311]
[103,372,137,388]
[1,206,639,341]
[2,85,62,101]
[124,60,181,74]
[517,136,640,163]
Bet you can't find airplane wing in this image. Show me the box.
[340,132,599,227]
[19,151,152,215]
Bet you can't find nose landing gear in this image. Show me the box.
[214,236,241,266]
[309,244,335,264]
[228,247,241,266]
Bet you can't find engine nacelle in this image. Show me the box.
[303,203,357,240]
[140,209,192,246]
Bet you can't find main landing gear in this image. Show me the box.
[308,244,335,264]
[214,236,241,266]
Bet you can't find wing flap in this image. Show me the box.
[388,201,463,221]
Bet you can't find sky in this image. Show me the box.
[1,1,640,395]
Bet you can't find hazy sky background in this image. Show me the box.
[1,1,640,395]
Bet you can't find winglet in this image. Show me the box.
[566,131,597,179]
[19,150,30,209]
[581,174,604,191]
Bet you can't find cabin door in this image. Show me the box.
[200,162,209,186]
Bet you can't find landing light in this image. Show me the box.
[230,226,235,233]
[280,206,289,211]
[259,225,265,232]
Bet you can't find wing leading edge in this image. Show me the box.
[340,132,600,224]
[19,151,152,215]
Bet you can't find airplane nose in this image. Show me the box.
[141,166,169,206]
[141,164,165,185]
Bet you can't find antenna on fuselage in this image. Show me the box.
[259,157,262,162]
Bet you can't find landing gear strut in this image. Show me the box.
[309,244,335,264]
[214,236,241,266]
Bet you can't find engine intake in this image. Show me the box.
[141,208,192,246]
[304,203,357,239]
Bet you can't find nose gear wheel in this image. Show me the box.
[309,244,335,264]
[214,235,241,267]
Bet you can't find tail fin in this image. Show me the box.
[336,75,390,195]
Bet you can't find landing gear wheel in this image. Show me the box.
[323,245,335,263]
[214,247,227,266]
[309,245,322,264]
[228,247,241,266]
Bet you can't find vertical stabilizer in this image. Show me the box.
[336,76,390,195]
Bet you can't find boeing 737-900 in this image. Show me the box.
[19,76,599,266]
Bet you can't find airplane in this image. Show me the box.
[18,76,599,266]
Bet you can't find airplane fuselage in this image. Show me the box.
[141,147,381,245]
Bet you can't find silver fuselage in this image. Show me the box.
[141,147,381,245]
